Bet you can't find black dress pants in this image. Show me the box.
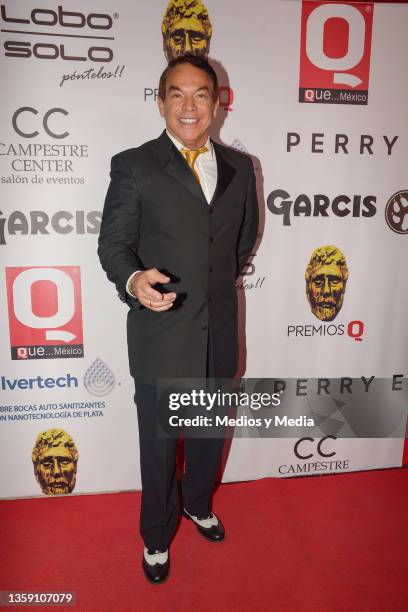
[134,384,226,551]
[134,332,228,551]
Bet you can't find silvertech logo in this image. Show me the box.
[83,358,115,396]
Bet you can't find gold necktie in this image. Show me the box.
[180,146,208,184]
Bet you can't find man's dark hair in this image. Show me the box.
[158,53,218,101]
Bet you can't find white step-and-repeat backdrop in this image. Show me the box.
[1,0,407,498]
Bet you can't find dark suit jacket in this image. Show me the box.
[98,130,258,384]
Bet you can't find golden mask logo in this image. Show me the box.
[161,0,212,61]
[32,428,79,495]
[305,246,349,322]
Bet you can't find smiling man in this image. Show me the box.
[98,54,259,584]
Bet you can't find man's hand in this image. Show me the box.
[131,268,176,311]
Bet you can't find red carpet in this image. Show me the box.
[1,469,407,611]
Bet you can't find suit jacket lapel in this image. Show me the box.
[151,131,236,207]
[153,130,207,204]
[211,141,236,205]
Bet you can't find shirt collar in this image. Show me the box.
[166,129,213,158]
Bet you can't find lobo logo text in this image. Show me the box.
[6,266,84,360]
[1,5,113,28]
[1,5,115,63]
[299,1,373,105]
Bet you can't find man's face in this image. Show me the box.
[307,263,346,321]
[158,63,218,150]
[35,446,76,495]
[164,17,209,61]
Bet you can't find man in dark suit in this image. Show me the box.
[98,54,258,583]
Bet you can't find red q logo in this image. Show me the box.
[299,1,373,105]
[218,86,234,112]
[6,266,84,360]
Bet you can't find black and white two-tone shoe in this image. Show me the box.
[142,547,170,584]
[183,508,225,542]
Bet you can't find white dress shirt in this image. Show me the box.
[126,130,218,297]
[165,129,217,204]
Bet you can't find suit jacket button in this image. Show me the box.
[209,237,214,243]
[201,325,208,331]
